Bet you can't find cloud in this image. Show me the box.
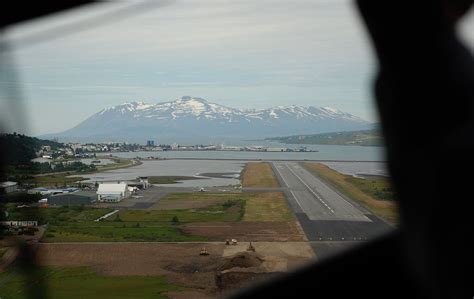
[7,0,456,135]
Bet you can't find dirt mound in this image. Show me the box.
[219,252,264,271]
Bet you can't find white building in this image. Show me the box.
[97,183,130,202]
[1,221,38,227]
[0,181,18,193]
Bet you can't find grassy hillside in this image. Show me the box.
[267,129,383,146]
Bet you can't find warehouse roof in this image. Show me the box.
[97,183,127,194]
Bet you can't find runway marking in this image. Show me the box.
[289,190,304,211]
[284,163,335,214]
[273,164,290,188]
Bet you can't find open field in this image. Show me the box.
[0,267,182,299]
[43,222,206,243]
[241,162,279,188]
[242,192,293,222]
[303,163,398,224]
[4,242,314,297]
[150,192,234,210]
[23,174,88,186]
[115,199,243,223]
[149,176,203,184]
[181,221,306,242]
[346,175,394,201]
[94,156,141,172]
[154,192,292,222]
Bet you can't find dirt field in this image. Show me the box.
[34,242,314,298]
[181,221,307,242]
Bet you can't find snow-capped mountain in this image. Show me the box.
[43,96,372,142]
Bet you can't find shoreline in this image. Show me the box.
[130,157,387,163]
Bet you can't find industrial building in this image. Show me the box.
[97,183,130,202]
[47,191,97,206]
[0,181,18,194]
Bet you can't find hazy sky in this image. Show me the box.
[1,0,473,136]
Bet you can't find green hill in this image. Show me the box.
[0,133,63,166]
[267,129,384,146]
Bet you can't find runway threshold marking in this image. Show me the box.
[284,163,335,214]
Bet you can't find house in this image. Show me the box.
[97,183,130,202]
[0,181,18,194]
[28,187,72,196]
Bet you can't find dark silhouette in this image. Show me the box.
[1,1,473,298]
[232,1,474,298]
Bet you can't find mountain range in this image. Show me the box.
[42,96,373,143]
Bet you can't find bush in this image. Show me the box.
[171,216,179,225]
[223,200,238,209]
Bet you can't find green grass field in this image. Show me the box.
[43,222,205,242]
[0,267,182,299]
[346,176,394,201]
[116,203,242,223]
[5,206,113,225]
[160,192,292,221]
[6,191,294,242]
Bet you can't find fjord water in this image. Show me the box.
[112,144,385,162]
[80,144,388,187]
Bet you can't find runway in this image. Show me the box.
[272,162,393,247]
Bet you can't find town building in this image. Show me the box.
[97,183,130,202]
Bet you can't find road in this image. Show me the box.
[272,162,393,259]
